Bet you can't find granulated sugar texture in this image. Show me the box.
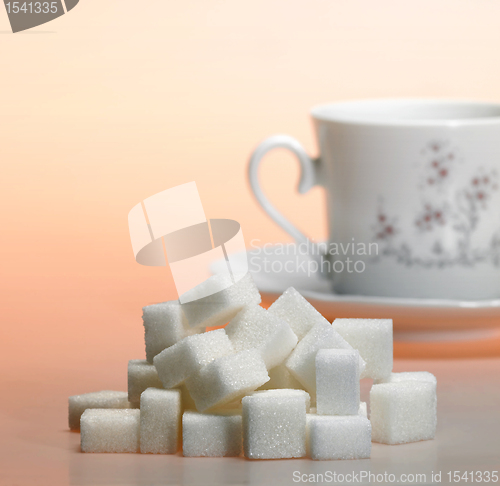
[71,281,436,459]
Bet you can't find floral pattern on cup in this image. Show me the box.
[372,140,500,268]
[418,139,460,191]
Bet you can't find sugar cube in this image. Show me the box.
[308,415,371,460]
[225,305,298,369]
[182,410,242,457]
[268,287,324,340]
[332,318,393,380]
[251,389,311,412]
[80,409,140,453]
[186,349,269,412]
[181,273,261,329]
[306,403,366,430]
[375,371,437,385]
[242,389,307,459]
[316,349,360,415]
[153,329,234,389]
[68,390,130,431]
[370,381,437,444]
[143,300,192,363]
[285,321,366,396]
[305,404,366,455]
[178,383,197,411]
[140,388,181,454]
[358,401,367,418]
[305,412,313,457]
[128,359,163,406]
[211,397,244,411]
[257,364,304,391]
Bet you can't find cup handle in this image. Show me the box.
[248,134,320,247]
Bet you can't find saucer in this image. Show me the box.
[215,245,500,342]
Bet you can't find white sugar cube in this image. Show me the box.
[211,400,244,412]
[128,359,163,406]
[370,381,437,444]
[68,390,130,431]
[306,404,367,456]
[268,287,324,340]
[375,371,437,385]
[178,383,197,411]
[332,318,393,380]
[242,390,307,459]
[186,349,269,412]
[285,321,366,396]
[305,413,314,456]
[308,415,371,460]
[140,388,181,454]
[358,401,367,418]
[181,273,261,329]
[153,329,234,389]
[80,409,140,453]
[257,364,304,391]
[143,300,193,363]
[182,410,242,457]
[225,305,298,369]
[316,349,360,415]
[250,389,311,412]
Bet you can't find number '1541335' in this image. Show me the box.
[5,2,59,13]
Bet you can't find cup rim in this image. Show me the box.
[310,98,500,127]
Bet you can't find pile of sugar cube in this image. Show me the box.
[69,273,437,460]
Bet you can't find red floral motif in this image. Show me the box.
[421,140,456,188]
[372,141,500,267]
[415,203,446,232]
[373,207,398,241]
[464,169,498,209]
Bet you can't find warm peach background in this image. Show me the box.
[2,0,500,376]
[0,0,499,371]
[1,1,500,484]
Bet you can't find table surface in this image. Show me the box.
[1,358,499,486]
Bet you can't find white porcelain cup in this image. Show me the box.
[248,99,500,300]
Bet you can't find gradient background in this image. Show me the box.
[1,1,500,483]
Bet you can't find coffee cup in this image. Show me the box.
[249,99,500,300]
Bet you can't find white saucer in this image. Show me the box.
[217,245,500,342]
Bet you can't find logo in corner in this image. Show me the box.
[3,0,79,33]
[128,182,249,303]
